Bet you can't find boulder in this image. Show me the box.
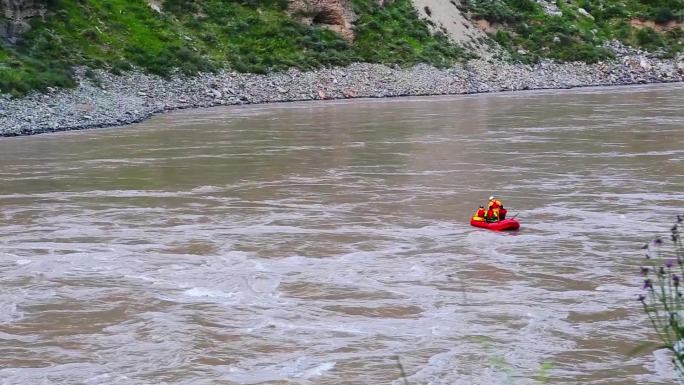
[577,8,594,20]
[639,56,652,71]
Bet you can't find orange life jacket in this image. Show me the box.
[488,199,502,210]
[472,208,486,221]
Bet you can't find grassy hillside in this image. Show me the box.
[464,0,683,63]
[0,0,682,96]
[0,0,466,96]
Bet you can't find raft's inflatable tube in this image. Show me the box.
[470,218,520,231]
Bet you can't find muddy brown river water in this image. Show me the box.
[1,84,683,384]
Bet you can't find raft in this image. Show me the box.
[470,218,520,231]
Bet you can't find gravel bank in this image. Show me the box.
[1,53,683,136]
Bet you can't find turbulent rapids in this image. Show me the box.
[0,84,683,385]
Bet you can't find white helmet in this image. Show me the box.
[488,195,495,200]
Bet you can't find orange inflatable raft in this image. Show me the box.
[470,218,520,231]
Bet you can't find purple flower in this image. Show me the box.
[641,266,649,276]
[674,275,680,287]
[643,279,653,289]
[654,238,663,246]
[666,260,674,268]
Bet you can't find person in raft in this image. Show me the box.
[485,195,507,222]
[498,204,507,220]
[485,205,499,222]
[487,195,502,211]
[489,196,508,220]
[473,205,486,221]
[472,196,507,223]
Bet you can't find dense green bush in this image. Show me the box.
[0,49,75,95]
[508,0,538,13]
[635,27,663,48]
[641,0,684,22]
[465,0,523,23]
[550,43,613,63]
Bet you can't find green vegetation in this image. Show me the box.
[0,0,467,95]
[1,0,681,95]
[637,217,684,380]
[465,0,683,63]
[353,0,469,67]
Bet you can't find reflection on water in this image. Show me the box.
[0,84,683,384]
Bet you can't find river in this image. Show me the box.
[1,84,683,384]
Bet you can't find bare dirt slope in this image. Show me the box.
[411,0,490,55]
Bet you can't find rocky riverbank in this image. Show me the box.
[1,52,683,136]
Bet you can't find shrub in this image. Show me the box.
[163,0,199,15]
[493,30,512,45]
[550,43,612,63]
[615,21,633,39]
[652,7,676,23]
[636,217,684,380]
[635,27,663,48]
[110,60,132,75]
[597,3,629,20]
[466,0,522,23]
[508,0,538,13]
[80,28,99,42]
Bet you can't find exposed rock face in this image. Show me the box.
[0,0,47,43]
[289,0,356,41]
[535,0,562,16]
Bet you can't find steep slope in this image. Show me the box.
[412,0,491,55]
[0,0,466,95]
[462,0,683,62]
[0,0,682,96]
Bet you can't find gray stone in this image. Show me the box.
[577,8,594,20]
[1,55,682,137]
